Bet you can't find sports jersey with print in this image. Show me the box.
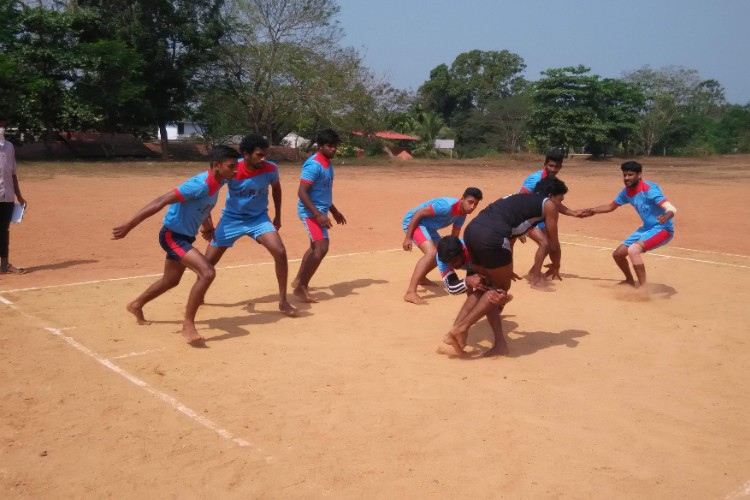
[436,238,474,295]
[162,170,222,236]
[297,152,333,218]
[436,238,473,277]
[520,169,548,193]
[473,192,547,234]
[223,158,279,219]
[402,197,466,231]
[614,180,674,232]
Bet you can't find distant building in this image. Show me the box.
[157,122,205,141]
[281,132,311,148]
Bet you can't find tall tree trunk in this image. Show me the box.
[159,122,169,159]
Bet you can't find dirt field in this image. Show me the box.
[1,154,749,499]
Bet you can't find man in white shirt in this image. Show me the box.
[0,112,27,274]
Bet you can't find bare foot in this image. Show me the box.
[279,299,297,317]
[180,322,205,345]
[442,331,465,355]
[404,291,427,305]
[483,342,510,357]
[616,280,637,287]
[418,278,439,287]
[435,344,458,355]
[293,285,318,303]
[126,302,151,325]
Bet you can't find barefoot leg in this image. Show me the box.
[126,259,186,325]
[126,302,152,325]
[442,331,465,355]
[279,298,297,316]
[181,321,205,344]
[404,291,427,305]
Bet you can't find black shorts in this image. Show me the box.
[464,220,513,269]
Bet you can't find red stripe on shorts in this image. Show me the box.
[412,227,429,247]
[642,229,672,251]
[304,218,325,242]
[165,230,188,258]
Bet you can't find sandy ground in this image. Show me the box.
[1,155,749,498]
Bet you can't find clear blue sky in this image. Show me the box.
[338,0,750,104]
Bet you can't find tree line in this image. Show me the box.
[2,0,748,158]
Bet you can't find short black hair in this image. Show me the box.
[210,144,239,165]
[545,149,564,164]
[462,187,483,200]
[437,236,465,263]
[534,176,568,196]
[239,134,269,155]
[621,160,642,173]
[316,128,340,146]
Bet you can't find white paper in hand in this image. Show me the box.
[11,203,25,223]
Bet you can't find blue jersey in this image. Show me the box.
[222,158,279,219]
[402,197,466,231]
[520,169,549,194]
[436,238,473,277]
[614,180,674,232]
[297,152,334,218]
[162,170,222,236]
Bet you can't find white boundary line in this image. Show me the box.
[0,248,402,294]
[0,243,746,296]
[1,293,264,453]
[562,233,750,259]
[43,326,259,450]
[560,241,750,269]
[726,479,750,499]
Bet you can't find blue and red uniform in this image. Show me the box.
[297,152,334,241]
[614,179,674,251]
[519,169,548,194]
[520,169,549,230]
[402,197,467,246]
[160,170,222,260]
[436,238,474,295]
[211,158,278,246]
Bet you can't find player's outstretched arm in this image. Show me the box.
[112,191,179,240]
[587,201,619,216]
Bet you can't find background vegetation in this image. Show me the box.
[2,0,748,158]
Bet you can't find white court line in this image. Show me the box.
[0,293,263,452]
[0,248,402,294]
[563,233,750,259]
[110,349,165,360]
[42,326,261,451]
[726,479,750,499]
[560,241,750,269]
[0,244,746,296]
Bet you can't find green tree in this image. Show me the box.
[527,65,643,156]
[622,65,726,155]
[70,39,147,133]
[78,0,226,156]
[418,49,526,121]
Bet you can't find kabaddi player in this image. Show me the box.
[442,177,569,356]
[112,145,238,345]
[518,149,583,290]
[203,134,296,317]
[402,188,483,305]
[581,161,676,289]
[292,129,346,303]
[434,235,507,355]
